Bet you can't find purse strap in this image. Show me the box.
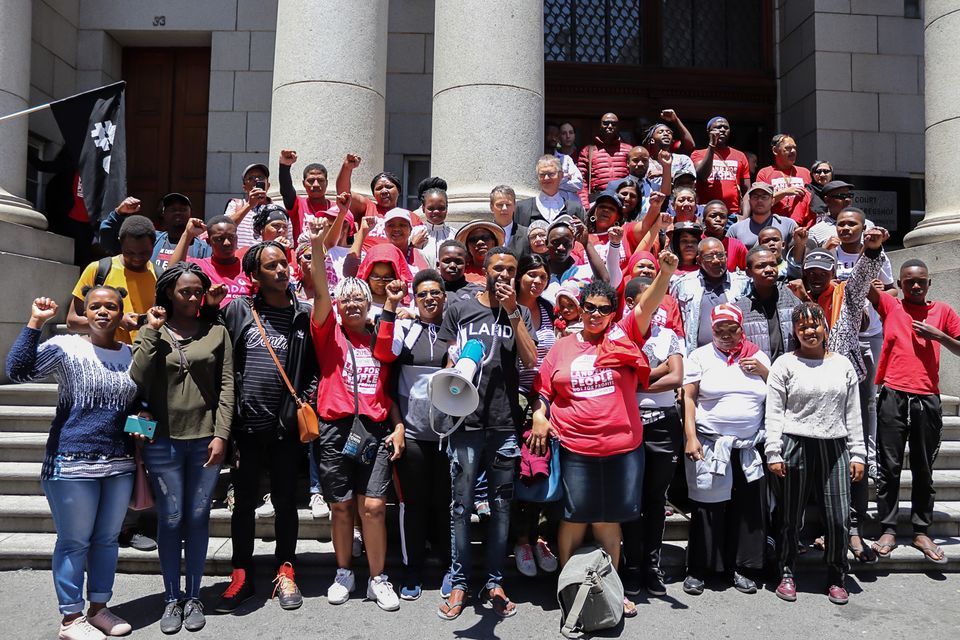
[248,301,303,407]
[342,326,360,418]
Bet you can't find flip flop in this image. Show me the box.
[623,597,638,618]
[912,541,949,565]
[480,587,517,618]
[813,536,826,551]
[871,541,898,558]
[849,542,879,564]
[437,590,467,621]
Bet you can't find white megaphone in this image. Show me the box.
[430,338,487,418]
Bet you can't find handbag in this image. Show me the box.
[249,303,319,443]
[557,546,624,639]
[129,447,154,511]
[341,330,379,465]
[516,437,562,503]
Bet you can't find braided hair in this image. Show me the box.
[154,262,212,317]
[242,240,287,279]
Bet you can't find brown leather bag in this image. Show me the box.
[249,303,320,443]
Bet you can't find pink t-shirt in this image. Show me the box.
[534,316,645,457]
[756,165,812,218]
[189,257,253,308]
[289,196,338,240]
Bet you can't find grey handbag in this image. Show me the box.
[556,545,624,639]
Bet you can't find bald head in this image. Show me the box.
[698,237,724,254]
[600,112,620,142]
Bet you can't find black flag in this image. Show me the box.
[49,81,127,228]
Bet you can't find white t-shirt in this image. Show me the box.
[835,247,893,338]
[637,325,682,408]
[683,344,770,439]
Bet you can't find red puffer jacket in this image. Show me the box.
[577,137,632,205]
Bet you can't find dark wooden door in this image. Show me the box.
[123,48,210,223]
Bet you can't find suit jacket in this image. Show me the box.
[505,223,530,258]
[514,195,587,228]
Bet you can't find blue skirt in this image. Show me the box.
[560,445,644,523]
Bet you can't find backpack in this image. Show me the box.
[94,256,113,286]
[556,546,624,639]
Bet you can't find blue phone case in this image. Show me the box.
[124,415,157,439]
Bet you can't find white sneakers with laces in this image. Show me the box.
[58,617,105,640]
[309,493,330,519]
[327,568,356,605]
[367,574,400,611]
[514,544,537,577]
[255,493,275,518]
[534,539,559,573]
[86,607,132,636]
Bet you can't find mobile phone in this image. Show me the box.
[254,179,266,191]
[136,314,148,328]
[124,415,157,439]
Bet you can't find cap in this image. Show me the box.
[555,281,582,307]
[528,219,550,234]
[822,180,855,194]
[747,182,774,196]
[804,248,837,271]
[711,303,743,327]
[382,208,412,226]
[455,220,505,247]
[161,192,191,208]
[590,191,624,216]
[242,163,270,179]
[321,209,357,234]
[547,214,578,236]
[673,220,704,235]
[673,165,697,181]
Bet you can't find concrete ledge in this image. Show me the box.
[0,219,73,262]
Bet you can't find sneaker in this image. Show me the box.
[776,577,797,602]
[621,566,643,597]
[533,539,559,573]
[400,582,422,601]
[119,529,157,552]
[309,493,330,519]
[214,568,255,613]
[828,584,849,605]
[514,544,537,577]
[475,500,490,518]
[182,599,206,631]
[440,571,453,598]
[86,607,131,636]
[58,617,106,640]
[225,484,235,512]
[159,601,183,635]
[732,571,757,594]
[352,528,363,558]
[255,493,275,518]
[682,575,704,596]
[272,562,303,610]
[645,568,667,597]
[327,568,356,605]
[367,574,400,611]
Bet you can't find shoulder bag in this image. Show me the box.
[340,329,379,465]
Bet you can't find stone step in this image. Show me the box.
[1,532,957,575]
[0,406,56,433]
[905,441,960,469]
[942,395,960,417]
[0,383,58,407]
[0,432,46,462]
[0,462,41,494]
[940,416,960,440]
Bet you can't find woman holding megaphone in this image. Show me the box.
[528,249,679,617]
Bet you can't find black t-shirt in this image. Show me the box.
[759,293,785,362]
[438,296,535,431]
[239,304,294,431]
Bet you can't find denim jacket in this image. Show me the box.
[670,269,752,355]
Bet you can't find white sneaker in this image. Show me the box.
[514,544,537,577]
[367,574,400,611]
[58,617,106,640]
[87,607,132,636]
[534,539,559,573]
[255,493,275,518]
[327,568,356,604]
[309,493,330,519]
[352,527,363,558]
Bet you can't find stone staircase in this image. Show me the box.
[0,382,958,575]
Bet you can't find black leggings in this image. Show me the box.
[393,436,451,579]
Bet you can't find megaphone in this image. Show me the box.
[430,339,486,417]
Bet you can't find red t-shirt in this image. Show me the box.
[721,236,747,272]
[691,147,750,213]
[756,165,812,218]
[311,315,395,422]
[875,295,960,395]
[534,316,644,457]
[189,257,253,308]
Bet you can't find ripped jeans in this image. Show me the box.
[142,436,222,602]
[447,429,520,591]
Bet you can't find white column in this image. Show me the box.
[0,0,46,229]
[268,0,387,196]
[904,2,960,247]
[430,0,544,224]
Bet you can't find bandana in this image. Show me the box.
[711,303,760,366]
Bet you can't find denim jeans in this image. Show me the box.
[142,437,222,601]
[42,473,134,614]
[308,442,321,495]
[447,429,520,591]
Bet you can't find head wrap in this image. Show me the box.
[706,116,728,130]
[253,204,289,236]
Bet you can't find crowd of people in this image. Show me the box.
[8,109,960,639]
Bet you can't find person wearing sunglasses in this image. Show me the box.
[809,181,875,247]
[527,250,679,618]
[797,160,834,228]
[454,220,506,285]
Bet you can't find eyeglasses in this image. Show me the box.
[300,254,312,262]
[368,274,395,282]
[538,171,558,179]
[827,192,854,200]
[701,252,727,262]
[814,168,833,174]
[468,233,496,244]
[415,290,444,300]
[243,175,267,184]
[340,295,368,304]
[582,301,615,316]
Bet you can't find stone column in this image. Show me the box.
[430,0,544,224]
[903,2,960,247]
[0,0,46,229]
[268,0,387,197]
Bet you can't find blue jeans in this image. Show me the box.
[308,442,321,494]
[42,473,134,614]
[447,429,520,591]
[142,437,222,601]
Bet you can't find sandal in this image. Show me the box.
[437,588,467,621]
[813,536,826,551]
[480,586,517,619]
[849,540,879,564]
[871,541,898,558]
[623,597,638,618]
[912,538,949,565]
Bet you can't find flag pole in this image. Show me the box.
[0,103,51,123]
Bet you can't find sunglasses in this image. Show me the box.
[583,301,615,316]
[415,290,444,300]
[468,233,496,244]
[826,192,855,200]
[814,168,833,174]
[368,274,395,282]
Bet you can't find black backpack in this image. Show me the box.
[94,256,112,286]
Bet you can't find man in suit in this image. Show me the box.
[514,155,587,228]
[490,185,530,257]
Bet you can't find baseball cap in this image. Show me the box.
[242,163,270,179]
[590,191,624,216]
[161,192,191,208]
[804,249,837,271]
[547,214,578,236]
[711,302,744,327]
[383,208,412,226]
[747,182,774,196]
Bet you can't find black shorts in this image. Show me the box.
[314,416,392,502]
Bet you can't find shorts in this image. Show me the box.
[560,445,644,523]
[314,416,392,502]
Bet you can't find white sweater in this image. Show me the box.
[764,352,866,465]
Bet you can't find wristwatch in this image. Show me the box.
[507,307,522,321]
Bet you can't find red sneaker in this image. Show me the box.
[215,568,255,613]
[776,577,797,602]
[828,584,849,605]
